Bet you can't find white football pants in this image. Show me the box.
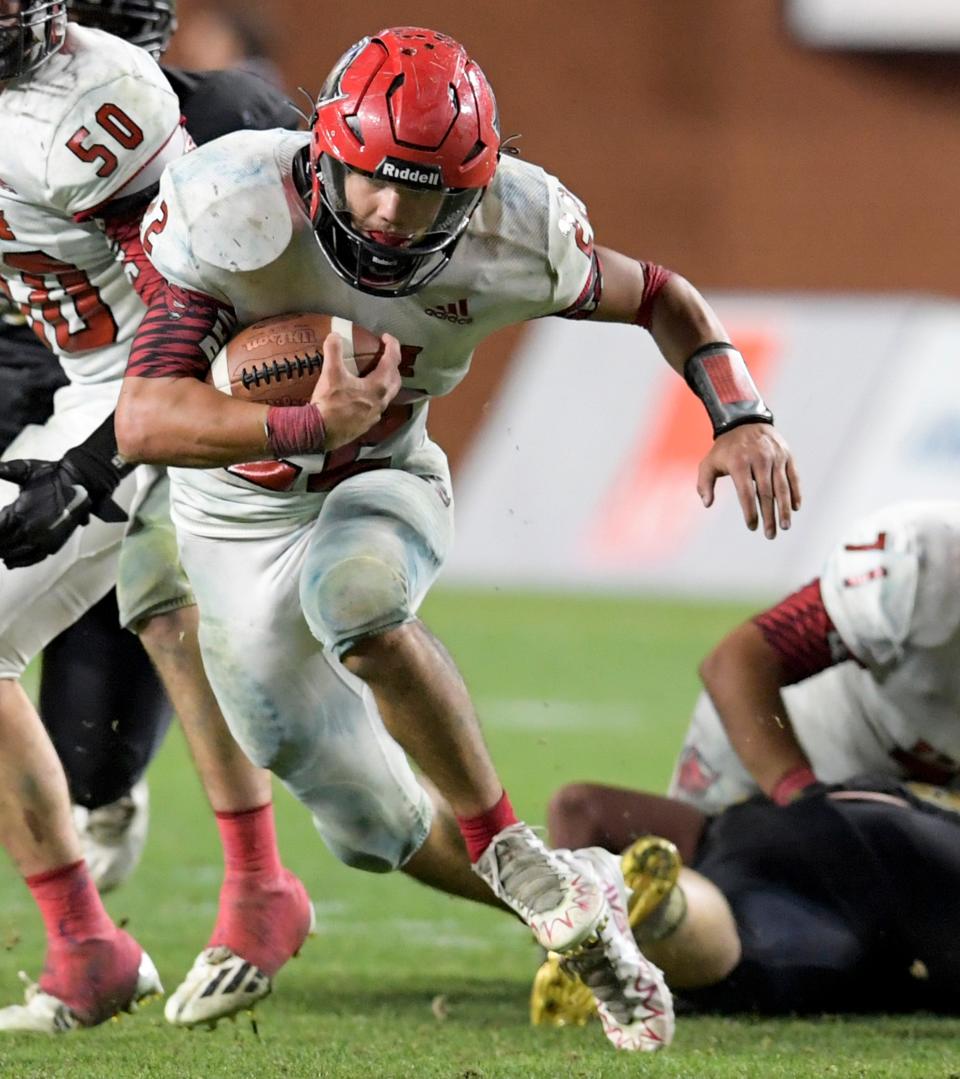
[174,464,455,872]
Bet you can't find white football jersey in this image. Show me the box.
[672,500,960,813]
[0,25,187,385]
[798,499,960,783]
[144,129,595,535]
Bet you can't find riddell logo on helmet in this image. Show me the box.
[376,158,442,188]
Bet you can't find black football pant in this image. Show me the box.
[682,791,960,1015]
[40,590,172,809]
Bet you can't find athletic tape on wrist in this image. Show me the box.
[771,765,818,807]
[265,404,326,458]
[684,341,774,438]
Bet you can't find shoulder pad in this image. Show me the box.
[148,130,305,290]
[42,28,182,215]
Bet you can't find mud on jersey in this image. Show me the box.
[0,24,186,386]
[137,129,597,533]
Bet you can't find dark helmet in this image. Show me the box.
[68,0,176,58]
[309,27,500,297]
[0,1,67,80]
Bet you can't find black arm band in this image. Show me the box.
[683,341,774,438]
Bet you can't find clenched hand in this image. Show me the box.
[311,332,402,450]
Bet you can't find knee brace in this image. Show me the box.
[300,523,415,656]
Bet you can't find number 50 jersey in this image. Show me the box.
[0,24,187,387]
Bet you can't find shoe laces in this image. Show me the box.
[85,796,136,845]
[490,826,567,916]
[561,913,647,1026]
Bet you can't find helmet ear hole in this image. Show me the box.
[461,139,485,166]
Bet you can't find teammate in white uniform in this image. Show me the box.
[667,500,960,813]
[0,2,310,1032]
[118,27,800,1051]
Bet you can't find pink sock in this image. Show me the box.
[209,804,312,976]
[27,861,141,1024]
[456,790,519,862]
[215,803,282,877]
[27,860,114,945]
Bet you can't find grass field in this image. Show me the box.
[2,588,960,1078]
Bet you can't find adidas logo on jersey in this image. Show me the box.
[424,299,473,325]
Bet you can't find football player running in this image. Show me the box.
[112,27,799,1052]
[0,0,313,1032]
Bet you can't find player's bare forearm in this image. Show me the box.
[699,621,812,797]
[116,375,270,466]
[592,245,800,537]
[592,246,726,370]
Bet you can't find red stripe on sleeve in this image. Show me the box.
[126,280,235,380]
[753,578,851,684]
[633,261,674,329]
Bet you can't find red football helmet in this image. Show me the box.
[309,27,500,297]
[0,1,67,80]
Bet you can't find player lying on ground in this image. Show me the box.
[110,25,796,1052]
[0,0,311,1033]
[537,778,960,1020]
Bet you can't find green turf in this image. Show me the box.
[3,589,960,1078]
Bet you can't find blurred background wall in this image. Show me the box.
[166,0,960,292]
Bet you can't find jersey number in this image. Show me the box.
[66,103,145,178]
[2,251,118,351]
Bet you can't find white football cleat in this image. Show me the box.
[164,946,273,1028]
[73,778,150,894]
[473,823,605,953]
[0,951,162,1034]
[559,848,674,1052]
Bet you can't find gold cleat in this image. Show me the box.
[620,836,682,930]
[530,951,595,1027]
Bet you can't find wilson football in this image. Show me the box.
[208,311,383,405]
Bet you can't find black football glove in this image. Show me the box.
[0,421,130,568]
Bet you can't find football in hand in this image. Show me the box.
[207,311,383,406]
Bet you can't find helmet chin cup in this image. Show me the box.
[311,196,464,299]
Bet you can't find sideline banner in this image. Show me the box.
[443,294,960,598]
